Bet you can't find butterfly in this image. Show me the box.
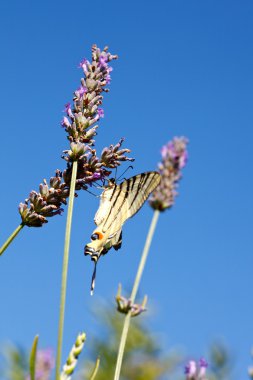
[84,171,161,293]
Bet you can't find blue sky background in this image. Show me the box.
[0,0,253,378]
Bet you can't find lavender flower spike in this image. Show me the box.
[18,45,129,228]
[61,333,86,379]
[184,360,197,378]
[184,358,208,380]
[62,45,118,145]
[19,170,68,227]
[149,136,188,211]
[115,284,147,317]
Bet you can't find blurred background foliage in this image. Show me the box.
[0,301,235,380]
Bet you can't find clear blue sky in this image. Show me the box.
[0,0,252,378]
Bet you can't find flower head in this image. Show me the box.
[61,333,86,379]
[115,284,147,317]
[19,45,134,228]
[26,349,54,380]
[78,58,90,73]
[19,170,67,227]
[100,137,134,168]
[97,108,104,118]
[184,358,208,380]
[74,85,87,99]
[61,116,71,128]
[149,136,188,211]
[64,103,73,118]
[185,360,197,377]
[61,45,118,145]
[99,54,108,68]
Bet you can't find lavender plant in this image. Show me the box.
[114,136,188,380]
[0,43,202,380]
[51,46,133,380]
[1,312,234,380]
[149,137,188,211]
[0,45,133,254]
[0,44,136,380]
[27,349,55,380]
[60,333,86,380]
[116,284,147,317]
[184,358,208,380]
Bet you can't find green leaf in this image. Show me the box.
[29,335,39,380]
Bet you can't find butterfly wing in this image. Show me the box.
[94,186,115,226]
[97,171,161,234]
[125,171,161,219]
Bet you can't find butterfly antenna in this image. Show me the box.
[91,180,104,189]
[114,166,118,182]
[90,261,97,296]
[116,165,134,182]
[85,188,99,197]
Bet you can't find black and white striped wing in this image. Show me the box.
[95,172,161,233]
[124,171,161,219]
[94,187,115,226]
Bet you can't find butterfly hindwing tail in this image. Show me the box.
[113,230,123,251]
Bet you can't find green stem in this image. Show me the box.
[55,161,78,380]
[0,223,25,256]
[113,209,160,380]
[90,357,100,380]
[29,335,39,380]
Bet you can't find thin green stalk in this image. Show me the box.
[0,223,24,256]
[55,161,78,380]
[90,357,100,380]
[113,209,160,380]
[29,335,39,380]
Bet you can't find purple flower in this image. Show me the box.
[62,45,118,145]
[184,358,208,380]
[75,85,87,99]
[99,54,108,68]
[78,58,90,72]
[198,358,208,378]
[97,108,104,118]
[63,102,73,118]
[64,102,71,112]
[61,116,71,128]
[115,284,147,317]
[149,136,188,211]
[185,360,197,377]
[199,358,208,369]
[100,138,134,168]
[166,138,188,169]
[105,74,111,84]
[19,171,69,227]
[26,349,54,380]
[92,172,102,180]
[19,46,133,228]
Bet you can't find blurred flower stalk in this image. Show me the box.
[114,136,188,380]
[60,333,86,380]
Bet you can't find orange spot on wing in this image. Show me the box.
[95,231,104,240]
